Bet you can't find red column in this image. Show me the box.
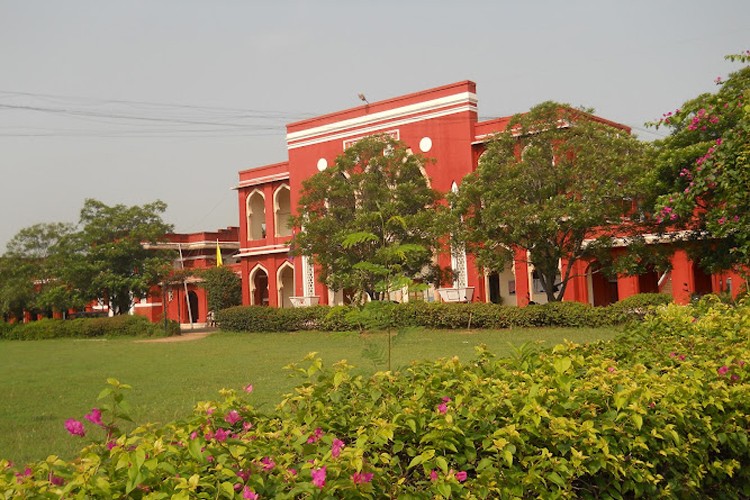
[561,258,588,304]
[514,247,530,307]
[617,274,640,301]
[670,249,694,305]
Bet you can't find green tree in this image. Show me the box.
[67,199,175,315]
[291,135,447,302]
[651,51,750,272]
[0,222,82,318]
[198,266,242,313]
[452,102,648,302]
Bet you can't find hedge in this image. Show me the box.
[2,298,748,497]
[0,315,178,340]
[217,293,673,333]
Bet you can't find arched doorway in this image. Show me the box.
[277,263,294,308]
[185,290,199,323]
[587,262,619,306]
[250,267,269,306]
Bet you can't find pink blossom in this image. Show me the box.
[718,217,726,225]
[287,468,298,476]
[261,456,275,471]
[243,421,253,432]
[429,469,439,481]
[351,471,374,484]
[244,384,254,393]
[190,431,198,440]
[48,473,64,486]
[678,354,686,361]
[331,438,345,458]
[234,483,243,491]
[84,408,104,427]
[455,470,468,482]
[718,365,730,376]
[307,427,324,443]
[731,374,740,382]
[441,396,452,403]
[311,466,327,489]
[206,407,215,416]
[437,403,448,414]
[225,410,241,425]
[106,441,116,450]
[237,469,250,481]
[242,486,259,500]
[607,366,616,373]
[64,419,86,437]
[214,428,229,442]
[715,76,723,84]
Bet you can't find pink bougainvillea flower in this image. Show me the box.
[731,374,740,382]
[84,408,104,427]
[287,468,298,476]
[261,456,275,471]
[48,473,64,486]
[64,419,86,437]
[106,441,117,450]
[331,438,345,458]
[442,396,451,403]
[351,471,374,484]
[437,402,448,414]
[206,407,215,416]
[429,469,439,481]
[234,483,243,491]
[190,431,198,440]
[214,428,229,442]
[607,366,617,373]
[455,470,468,482]
[718,365,730,376]
[242,486,259,499]
[244,384,254,393]
[225,410,241,425]
[243,421,253,432]
[307,427,324,443]
[311,466,327,489]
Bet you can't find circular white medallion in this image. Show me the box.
[419,137,432,153]
[316,158,328,171]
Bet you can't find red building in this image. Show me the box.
[135,227,240,327]
[235,81,745,308]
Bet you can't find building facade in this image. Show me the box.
[236,81,745,309]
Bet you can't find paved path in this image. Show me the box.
[136,328,216,343]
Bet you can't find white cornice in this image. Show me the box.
[287,92,477,149]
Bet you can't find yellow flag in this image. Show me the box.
[216,240,223,267]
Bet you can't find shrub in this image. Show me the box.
[0,315,165,340]
[2,300,749,497]
[216,300,638,333]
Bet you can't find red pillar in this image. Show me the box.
[617,274,640,301]
[561,258,588,304]
[514,247,530,307]
[670,249,694,305]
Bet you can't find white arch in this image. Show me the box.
[246,189,266,241]
[248,264,269,306]
[276,261,295,308]
[273,184,292,237]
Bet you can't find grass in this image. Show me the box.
[0,326,621,465]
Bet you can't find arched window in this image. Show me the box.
[274,185,292,237]
[277,262,295,308]
[246,190,266,241]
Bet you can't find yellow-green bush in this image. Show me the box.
[2,299,749,497]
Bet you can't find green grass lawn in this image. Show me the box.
[0,326,621,465]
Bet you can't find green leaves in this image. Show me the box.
[4,300,750,498]
[291,135,446,302]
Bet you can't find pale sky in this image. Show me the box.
[1,0,747,249]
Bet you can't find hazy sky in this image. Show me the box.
[1,0,747,249]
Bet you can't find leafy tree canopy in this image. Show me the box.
[452,102,648,302]
[198,266,242,313]
[651,51,750,273]
[291,136,447,301]
[1,199,174,318]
